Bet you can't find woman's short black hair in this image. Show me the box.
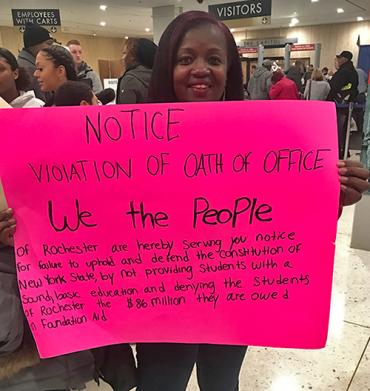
[147,10,243,103]
[0,47,31,91]
[54,81,94,106]
[40,45,77,81]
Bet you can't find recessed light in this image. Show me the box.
[230,28,236,32]
[311,0,319,2]
[99,5,107,11]
[92,33,97,37]
[145,27,150,32]
[100,21,106,26]
[357,16,364,21]
[124,36,129,39]
[291,17,299,25]
[337,8,344,13]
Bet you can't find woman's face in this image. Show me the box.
[0,58,18,96]
[173,24,228,102]
[34,52,66,92]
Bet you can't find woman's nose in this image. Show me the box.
[190,58,210,76]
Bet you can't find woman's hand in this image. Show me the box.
[0,208,16,247]
[338,160,370,207]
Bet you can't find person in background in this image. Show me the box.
[286,60,305,93]
[327,50,359,158]
[33,45,77,106]
[54,80,99,106]
[247,59,272,100]
[303,64,314,87]
[322,66,331,81]
[327,51,358,103]
[116,38,157,104]
[304,68,330,100]
[352,67,368,133]
[17,23,54,101]
[66,39,103,94]
[0,48,44,108]
[269,70,299,100]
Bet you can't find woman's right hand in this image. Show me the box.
[0,208,16,247]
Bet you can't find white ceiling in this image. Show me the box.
[0,0,369,38]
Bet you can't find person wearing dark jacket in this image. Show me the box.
[327,51,358,103]
[17,23,54,102]
[286,60,304,93]
[116,38,157,104]
[327,51,359,158]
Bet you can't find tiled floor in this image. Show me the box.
[87,204,370,391]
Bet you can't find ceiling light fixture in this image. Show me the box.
[145,27,150,32]
[357,16,364,21]
[99,5,107,11]
[337,8,344,13]
[311,0,319,2]
[100,21,106,26]
[124,36,129,39]
[230,28,236,32]
[290,17,299,25]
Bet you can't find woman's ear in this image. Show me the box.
[58,65,67,78]
[13,69,19,81]
[80,100,89,106]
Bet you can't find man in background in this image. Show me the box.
[66,39,103,94]
[327,50,359,158]
[17,23,54,101]
[247,59,273,100]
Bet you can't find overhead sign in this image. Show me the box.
[11,9,61,26]
[241,37,298,48]
[0,101,339,358]
[209,0,272,21]
[291,44,316,52]
[238,47,258,54]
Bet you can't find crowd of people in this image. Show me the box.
[1,12,370,391]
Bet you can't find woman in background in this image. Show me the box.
[304,68,330,100]
[33,45,77,106]
[269,70,299,100]
[116,38,157,104]
[0,48,43,108]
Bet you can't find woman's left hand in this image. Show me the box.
[338,160,370,207]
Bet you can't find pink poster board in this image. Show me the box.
[0,101,339,358]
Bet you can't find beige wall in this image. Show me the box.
[0,26,123,76]
[1,20,370,72]
[233,20,370,69]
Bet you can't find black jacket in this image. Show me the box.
[327,61,359,102]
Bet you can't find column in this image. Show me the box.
[153,6,183,45]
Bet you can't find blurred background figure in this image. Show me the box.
[269,70,299,100]
[17,23,54,101]
[116,38,157,104]
[304,68,330,100]
[0,47,44,108]
[247,59,272,100]
[66,39,103,94]
[286,60,305,93]
[54,80,99,106]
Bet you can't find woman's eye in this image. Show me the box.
[177,56,192,65]
[209,57,222,65]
